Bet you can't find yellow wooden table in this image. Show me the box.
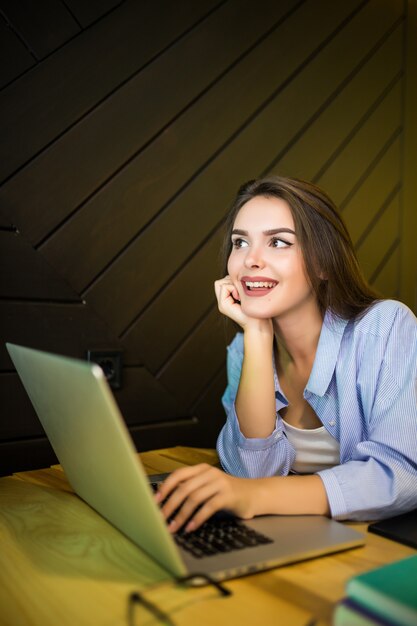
[0,447,415,626]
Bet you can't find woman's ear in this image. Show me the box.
[313,261,327,281]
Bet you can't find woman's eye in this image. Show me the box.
[232,238,248,249]
[271,237,291,248]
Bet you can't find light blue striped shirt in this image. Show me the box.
[216,300,417,521]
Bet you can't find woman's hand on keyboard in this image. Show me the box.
[154,463,259,533]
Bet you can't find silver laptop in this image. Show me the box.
[6,342,364,582]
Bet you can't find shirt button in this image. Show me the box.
[329,420,336,427]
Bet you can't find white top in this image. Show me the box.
[282,419,340,474]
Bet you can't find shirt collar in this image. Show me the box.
[306,311,349,397]
[272,352,288,408]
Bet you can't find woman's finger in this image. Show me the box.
[184,492,228,532]
[214,277,236,303]
[155,463,209,503]
[156,465,218,519]
[168,478,225,532]
[214,278,250,327]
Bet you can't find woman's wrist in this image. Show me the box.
[243,318,274,342]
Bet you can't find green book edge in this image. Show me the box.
[346,555,417,626]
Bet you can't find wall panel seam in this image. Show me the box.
[0,10,37,61]
[340,127,402,211]
[0,299,86,306]
[118,223,224,338]
[60,0,87,30]
[370,237,400,284]
[355,183,401,251]
[150,302,218,378]
[189,363,227,414]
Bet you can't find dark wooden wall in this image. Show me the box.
[1,0,415,475]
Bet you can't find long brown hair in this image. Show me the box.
[221,176,380,320]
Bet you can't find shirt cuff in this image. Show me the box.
[231,404,284,451]
[316,468,349,519]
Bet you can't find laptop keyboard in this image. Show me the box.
[151,482,273,559]
[174,517,273,558]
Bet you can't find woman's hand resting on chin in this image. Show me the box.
[214,275,248,328]
[214,276,274,337]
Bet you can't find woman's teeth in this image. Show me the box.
[245,281,276,289]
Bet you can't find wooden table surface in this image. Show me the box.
[0,446,415,626]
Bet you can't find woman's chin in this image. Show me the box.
[240,304,276,320]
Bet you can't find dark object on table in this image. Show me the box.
[368,508,417,549]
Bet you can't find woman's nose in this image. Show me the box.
[244,247,265,269]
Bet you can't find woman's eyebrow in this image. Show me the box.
[264,228,295,236]
[231,228,295,236]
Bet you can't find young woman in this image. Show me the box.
[156,176,417,533]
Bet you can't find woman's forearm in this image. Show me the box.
[254,474,330,516]
[235,325,276,438]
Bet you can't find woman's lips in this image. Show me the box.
[240,276,278,297]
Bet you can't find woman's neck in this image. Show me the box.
[273,301,323,371]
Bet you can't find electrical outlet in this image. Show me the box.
[87,350,123,389]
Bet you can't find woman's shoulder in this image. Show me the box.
[353,299,416,337]
[343,301,417,371]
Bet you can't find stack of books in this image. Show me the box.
[333,554,417,625]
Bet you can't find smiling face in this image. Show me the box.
[227,195,319,323]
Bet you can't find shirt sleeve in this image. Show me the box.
[318,304,417,521]
[216,333,295,477]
